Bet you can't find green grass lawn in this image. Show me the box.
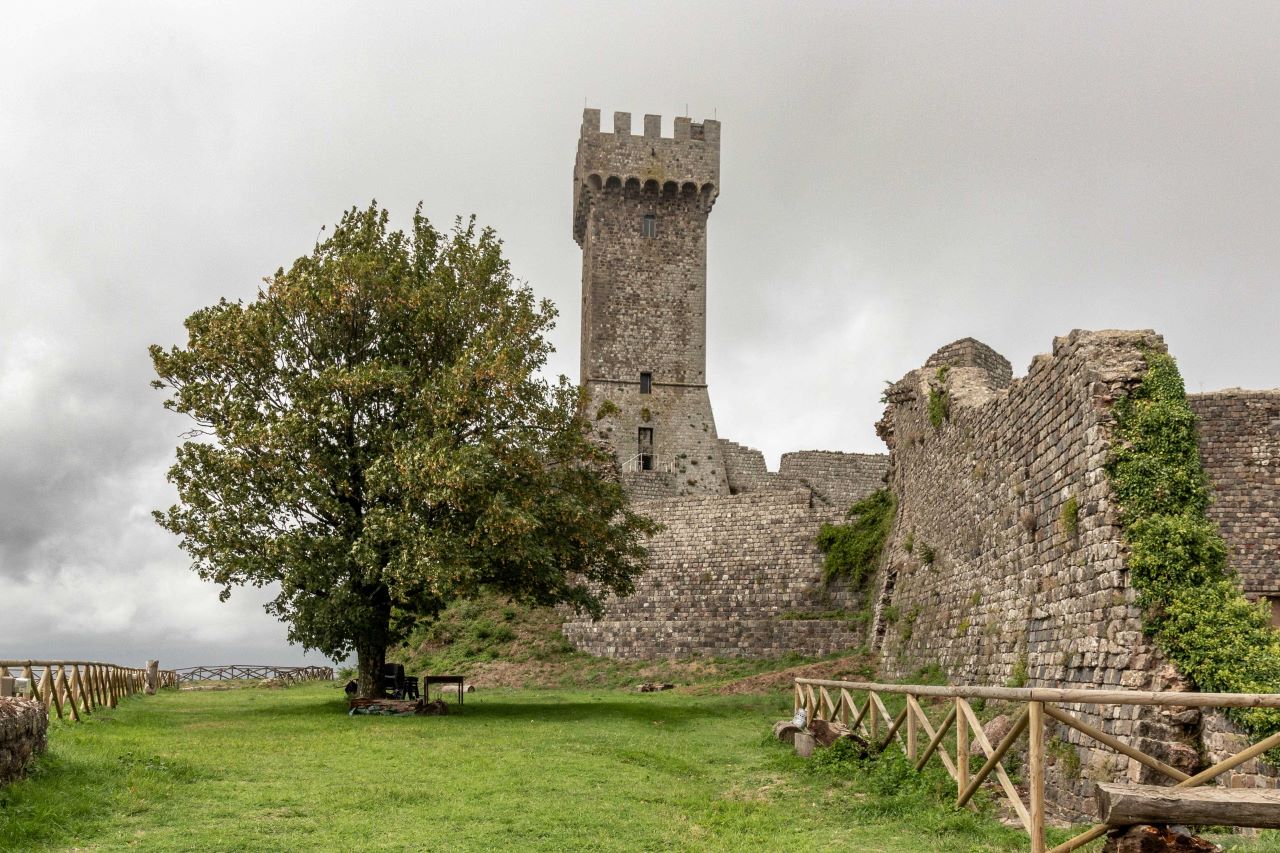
[2,684,1277,852]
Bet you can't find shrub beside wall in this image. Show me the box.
[817,488,896,585]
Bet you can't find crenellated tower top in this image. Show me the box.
[573,109,720,246]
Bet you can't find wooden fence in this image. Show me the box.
[794,678,1280,853]
[172,664,334,683]
[0,660,177,723]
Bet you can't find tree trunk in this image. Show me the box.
[356,642,386,699]
[1096,782,1280,829]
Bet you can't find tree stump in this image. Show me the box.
[809,718,870,754]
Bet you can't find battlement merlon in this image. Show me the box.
[573,108,721,245]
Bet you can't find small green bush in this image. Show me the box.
[927,388,949,429]
[927,365,950,428]
[817,488,897,585]
[1006,653,1028,689]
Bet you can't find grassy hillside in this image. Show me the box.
[390,594,874,691]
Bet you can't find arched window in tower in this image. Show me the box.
[639,372,652,394]
[641,214,657,238]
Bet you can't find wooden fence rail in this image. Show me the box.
[0,659,178,723]
[171,664,334,683]
[794,678,1280,853]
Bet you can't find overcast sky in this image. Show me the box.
[3,2,1279,668]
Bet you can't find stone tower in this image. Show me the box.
[573,108,729,496]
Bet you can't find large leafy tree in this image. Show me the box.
[152,203,655,696]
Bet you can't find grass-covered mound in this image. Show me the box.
[1108,350,1280,752]
[389,594,865,691]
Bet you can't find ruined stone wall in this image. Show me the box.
[0,697,47,786]
[778,450,889,511]
[719,439,779,494]
[563,489,867,658]
[873,330,1216,818]
[620,470,679,500]
[1188,390,1280,597]
[924,336,1014,389]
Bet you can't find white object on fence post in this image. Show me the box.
[145,660,159,695]
[0,675,13,697]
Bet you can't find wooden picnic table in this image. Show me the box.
[424,675,466,705]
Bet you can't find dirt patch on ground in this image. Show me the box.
[710,654,875,695]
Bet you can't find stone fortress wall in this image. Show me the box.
[565,442,889,658]
[1189,390,1280,603]
[563,115,1280,799]
[778,451,888,510]
[870,330,1279,817]
[563,487,867,659]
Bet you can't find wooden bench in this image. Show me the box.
[424,675,466,706]
[1096,783,1280,829]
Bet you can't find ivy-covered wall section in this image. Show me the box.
[1108,351,1280,751]
[870,330,1278,817]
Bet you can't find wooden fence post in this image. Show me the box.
[906,696,918,762]
[1029,701,1045,853]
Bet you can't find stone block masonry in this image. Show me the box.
[873,330,1278,817]
[1189,390,1280,598]
[0,696,47,786]
[575,108,727,496]
[563,489,868,658]
[778,451,889,512]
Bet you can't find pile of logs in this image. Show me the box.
[347,697,448,717]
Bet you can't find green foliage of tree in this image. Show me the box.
[1108,350,1280,754]
[817,488,896,585]
[151,203,657,697]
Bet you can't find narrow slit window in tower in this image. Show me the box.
[638,427,654,471]
[639,371,652,394]
[641,214,657,238]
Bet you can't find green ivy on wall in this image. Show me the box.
[1108,350,1280,754]
[817,488,896,585]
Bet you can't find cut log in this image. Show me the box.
[773,719,802,744]
[1096,782,1280,829]
[794,732,815,758]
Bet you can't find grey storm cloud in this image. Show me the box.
[3,1,1280,665]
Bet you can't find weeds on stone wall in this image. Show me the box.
[927,366,951,429]
[1006,652,1029,689]
[1060,496,1078,537]
[1108,350,1280,757]
[817,488,896,585]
